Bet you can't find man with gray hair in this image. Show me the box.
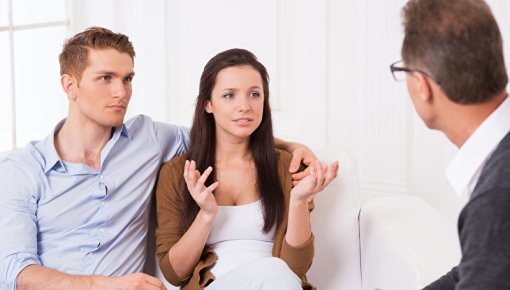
[391,0,510,289]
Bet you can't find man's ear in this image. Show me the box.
[414,72,433,103]
[205,100,213,113]
[61,74,78,100]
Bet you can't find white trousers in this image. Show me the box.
[205,257,302,290]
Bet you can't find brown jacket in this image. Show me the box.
[155,149,315,289]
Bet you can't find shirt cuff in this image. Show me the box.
[1,252,41,290]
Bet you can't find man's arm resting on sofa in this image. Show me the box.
[17,265,166,290]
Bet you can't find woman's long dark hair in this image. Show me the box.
[181,48,285,233]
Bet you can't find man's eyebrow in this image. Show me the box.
[95,70,116,75]
[95,70,135,77]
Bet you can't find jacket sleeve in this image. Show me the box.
[277,150,315,278]
[422,267,458,290]
[423,187,510,290]
[455,187,510,290]
[155,157,189,286]
[280,232,315,278]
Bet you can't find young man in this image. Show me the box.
[391,0,510,289]
[0,27,320,290]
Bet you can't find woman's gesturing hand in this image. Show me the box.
[290,160,339,202]
[183,160,220,217]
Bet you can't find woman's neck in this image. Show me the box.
[215,137,251,164]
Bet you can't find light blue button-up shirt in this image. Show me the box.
[0,115,189,290]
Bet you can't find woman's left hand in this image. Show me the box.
[290,160,339,202]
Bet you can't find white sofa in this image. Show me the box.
[306,153,461,290]
[307,196,460,290]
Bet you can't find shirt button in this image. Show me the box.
[99,228,105,233]
[99,175,104,181]
[101,201,105,206]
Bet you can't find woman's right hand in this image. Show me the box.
[183,160,219,217]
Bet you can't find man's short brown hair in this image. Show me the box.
[401,0,507,104]
[59,27,135,81]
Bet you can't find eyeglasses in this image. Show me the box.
[389,60,441,85]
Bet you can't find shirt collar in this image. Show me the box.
[446,95,510,196]
[43,119,66,173]
[42,120,130,173]
[118,123,130,139]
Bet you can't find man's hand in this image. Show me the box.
[273,137,339,185]
[289,146,317,173]
[93,273,167,290]
[289,146,318,184]
[291,160,339,202]
[288,147,340,186]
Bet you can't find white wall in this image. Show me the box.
[69,0,510,218]
[66,0,510,288]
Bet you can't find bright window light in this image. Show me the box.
[0,32,13,151]
[0,0,68,152]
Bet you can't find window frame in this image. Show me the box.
[0,0,69,152]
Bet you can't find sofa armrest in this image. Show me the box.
[359,196,461,290]
[308,152,363,290]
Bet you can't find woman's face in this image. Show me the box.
[206,64,265,142]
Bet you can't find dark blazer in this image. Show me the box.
[424,131,510,290]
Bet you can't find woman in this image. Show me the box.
[155,48,338,290]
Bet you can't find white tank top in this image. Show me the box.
[206,199,276,278]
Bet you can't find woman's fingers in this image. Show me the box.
[291,160,339,201]
[184,160,197,185]
[196,166,213,190]
[291,167,311,183]
[315,161,325,191]
[315,161,338,191]
[183,161,216,195]
[205,181,219,194]
[183,160,190,180]
[183,160,195,192]
[323,161,338,186]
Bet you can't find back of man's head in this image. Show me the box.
[401,0,507,104]
[59,26,135,82]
